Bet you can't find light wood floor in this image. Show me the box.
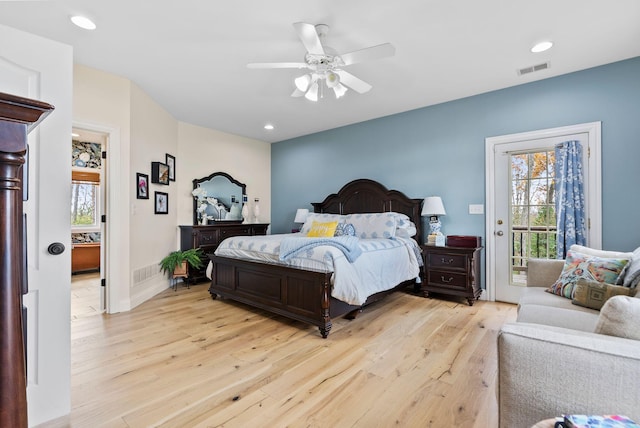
[71,272,101,320]
[47,278,517,428]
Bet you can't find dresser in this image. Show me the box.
[421,245,483,306]
[179,223,269,283]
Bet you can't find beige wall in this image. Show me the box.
[73,64,271,311]
[73,64,132,311]
[177,122,271,228]
[129,84,180,306]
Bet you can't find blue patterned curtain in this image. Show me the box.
[555,140,586,258]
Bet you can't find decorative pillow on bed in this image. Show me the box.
[345,213,397,239]
[334,222,356,237]
[571,278,634,310]
[306,220,339,238]
[392,212,417,238]
[546,250,630,299]
[300,213,346,235]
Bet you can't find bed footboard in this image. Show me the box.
[210,255,347,338]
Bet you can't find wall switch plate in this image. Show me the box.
[469,204,484,214]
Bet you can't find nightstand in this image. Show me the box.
[421,245,483,306]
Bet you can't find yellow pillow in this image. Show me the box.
[306,220,338,238]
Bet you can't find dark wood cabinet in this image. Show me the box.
[179,223,269,283]
[421,245,483,306]
[0,92,54,428]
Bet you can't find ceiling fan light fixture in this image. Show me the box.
[255,22,395,101]
[304,82,319,102]
[333,83,348,99]
[326,71,340,88]
[294,74,311,91]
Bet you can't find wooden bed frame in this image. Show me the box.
[208,179,423,338]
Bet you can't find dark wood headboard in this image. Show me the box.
[311,179,423,242]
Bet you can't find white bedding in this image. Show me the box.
[210,233,421,306]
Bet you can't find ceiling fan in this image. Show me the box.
[247,22,395,101]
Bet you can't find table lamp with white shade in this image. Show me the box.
[293,208,309,232]
[421,196,446,246]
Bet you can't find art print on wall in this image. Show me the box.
[154,191,168,214]
[136,173,149,199]
[151,161,170,185]
[165,153,175,181]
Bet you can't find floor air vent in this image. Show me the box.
[518,61,550,76]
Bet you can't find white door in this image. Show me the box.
[100,145,107,311]
[0,24,72,425]
[486,123,602,304]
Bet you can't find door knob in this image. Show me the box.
[47,242,65,255]
[495,231,504,236]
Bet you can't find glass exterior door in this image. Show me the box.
[509,149,557,285]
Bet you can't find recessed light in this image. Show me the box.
[531,41,553,53]
[71,132,80,137]
[70,15,96,30]
[264,124,274,130]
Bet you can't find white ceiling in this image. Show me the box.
[1,1,639,143]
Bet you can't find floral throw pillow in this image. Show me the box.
[334,223,356,237]
[546,250,630,299]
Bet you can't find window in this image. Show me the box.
[510,150,557,284]
[71,170,100,230]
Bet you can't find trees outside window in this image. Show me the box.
[510,150,557,283]
[71,180,99,227]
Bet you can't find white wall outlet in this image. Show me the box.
[469,204,484,215]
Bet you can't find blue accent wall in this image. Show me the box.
[272,57,640,253]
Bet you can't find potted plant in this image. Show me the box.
[159,248,205,278]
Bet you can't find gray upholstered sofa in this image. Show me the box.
[498,257,640,428]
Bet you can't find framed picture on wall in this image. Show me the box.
[151,161,170,185]
[136,173,149,199]
[154,191,168,214]
[165,153,175,181]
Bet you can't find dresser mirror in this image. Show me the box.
[192,172,246,225]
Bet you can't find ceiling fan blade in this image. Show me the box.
[293,22,325,55]
[247,62,308,69]
[340,43,395,66]
[335,70,372,94]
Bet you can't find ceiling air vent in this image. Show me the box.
[517,61,550,76]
